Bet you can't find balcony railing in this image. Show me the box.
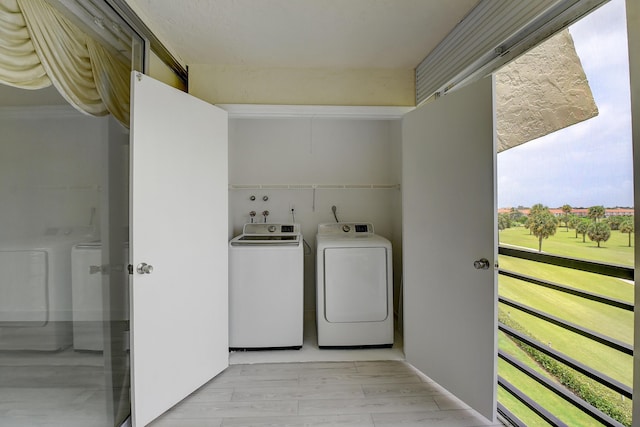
[497,245,634,427]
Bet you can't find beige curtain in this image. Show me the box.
[86,37,130,125]
[0,0,130,126]
[0,0,50,88]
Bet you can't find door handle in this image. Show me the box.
[473,258,491,270]
[136,263,154,274]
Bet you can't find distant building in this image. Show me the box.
[497,207,634,217]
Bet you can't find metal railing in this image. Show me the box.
[497,245,634,427]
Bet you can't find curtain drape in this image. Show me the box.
[0,0,50,88]
[0,0,130,126]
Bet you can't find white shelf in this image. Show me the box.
[229,184,400,190]
[9,184,101,191]
[218,104,413,119]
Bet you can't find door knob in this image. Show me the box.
[473,258,491,270]
[136,263,154,274]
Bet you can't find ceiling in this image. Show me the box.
[127,0,479,70]
[1,0,479,107]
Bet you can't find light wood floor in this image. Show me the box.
[0,349,115,427]
[150,360,504,427]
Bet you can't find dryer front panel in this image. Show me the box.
[323,247,388,323]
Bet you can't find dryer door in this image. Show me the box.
[324,247,388,322]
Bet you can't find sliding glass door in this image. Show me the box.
[0,0,143,425]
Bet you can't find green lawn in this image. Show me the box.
[499,225,633,267]
[498,329,623,426]
[497,224,634,425]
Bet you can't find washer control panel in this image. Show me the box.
[242,223,300,235]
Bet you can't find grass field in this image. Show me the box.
[500,224,634,267]
[498,225,634,425]
[498,331,604,426]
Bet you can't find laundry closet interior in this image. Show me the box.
[226,109,406,364]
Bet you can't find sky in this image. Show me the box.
[497,0,633,209]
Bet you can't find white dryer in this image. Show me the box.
[316,222,393,348]
[229,223,303,349]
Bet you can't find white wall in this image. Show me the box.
[0,107,106,239]
[228,117,403,315]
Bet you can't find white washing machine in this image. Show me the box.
[229,223,303,349]
[316,222,393,348]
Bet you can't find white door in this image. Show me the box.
[129,72,229,426]
[402,77,497,421]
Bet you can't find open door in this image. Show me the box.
[402,77,497,421]
[129,72,229,426]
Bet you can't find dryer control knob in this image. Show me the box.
[342,224,351,233]
[268,225,277,232]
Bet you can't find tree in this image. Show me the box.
[498,213,511,231]
[606,215,624,230]
[620,218,634,247]
[529,206,558,252]
[587,222,611,247]
[576,218,590,243]
[567,214,580,238]
[530,203,546,216]
[561,204,572,231]
[509,207,524,222]
[524,204,546,236]
[588,205,606,223]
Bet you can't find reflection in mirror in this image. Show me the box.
[0,0,141,425]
